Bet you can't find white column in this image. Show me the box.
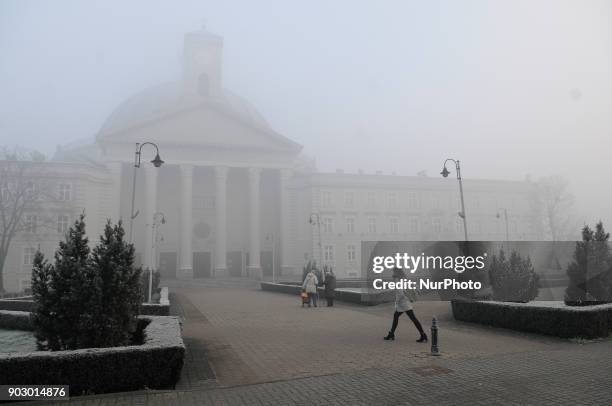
[144,165,158,270]
[214,166,228,277]
[106,161,123,223]
[247,167,262,279]
[179,164,194,279]
[279,168,294,274]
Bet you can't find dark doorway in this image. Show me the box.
[261,250,273,276]
[227,251,243,277]
[159,252,177,279]
[193,252,211,278]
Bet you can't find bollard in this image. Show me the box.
[430,316,440,356]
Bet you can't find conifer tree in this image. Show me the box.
[565,222,612,305]
[31,214,90,350]
[87,220,142,347]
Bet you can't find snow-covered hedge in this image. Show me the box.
[0,299,169,316]
[0,315,184,395]
[0,310,32,330]
[452,299,612,339]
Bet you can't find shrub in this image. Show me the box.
[0,316,185,395]
[488,249,539,302]
[301,260,317,282]
[565,222,612,306]
[31,216,142,350]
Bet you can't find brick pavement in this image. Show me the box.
[28,284,612,405]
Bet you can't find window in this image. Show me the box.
[432,217,442,234]
[431,194,441,209]
[344,191,355,208]
[58,183,72,201]
[25,181,36,200]
[346,217,355,233]
[366,191,377,208]
[23,247,36,265]
[347,244,356,262]
[322,217,334,233]
[24,215,37,233]
[456,218,463,234]
[390,217,400,233]
[324,245,334,262]
[57,215,69,234]
[194,196,215,209]
[320,191,332,208]
[408,217,419,233]
[388,192,398,208]
[408,192,419,209]
[368,217,377,233]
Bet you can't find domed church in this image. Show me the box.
[2,27,540,292]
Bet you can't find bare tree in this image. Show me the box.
[0,148,50,293]
[533,175,579,270]
[535,176,577,241]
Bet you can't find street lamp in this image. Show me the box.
[149,212,165,303]
[128,142,164,242]
[309,213,323,267]
[496,208,510,241]
[441,158,468,241]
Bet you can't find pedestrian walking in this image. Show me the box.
[383,268,427,342]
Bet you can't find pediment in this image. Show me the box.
[98,102,302,153]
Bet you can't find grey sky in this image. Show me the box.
[0,0,610,224]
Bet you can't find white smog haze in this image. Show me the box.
[0,0,610,226]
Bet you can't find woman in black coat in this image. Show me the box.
[323,270,337,307]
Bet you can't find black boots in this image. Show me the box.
[416,334,428,343]
[383,331,395,341]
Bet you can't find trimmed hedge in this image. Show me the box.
[0,310,32,331]
[260,282,389,306]
[451,299,612,339]
[0,299,169,316]
[0,315,184,395]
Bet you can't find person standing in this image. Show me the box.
[302,269,319,307]
[323,268,337,307]
[383,268,427,342]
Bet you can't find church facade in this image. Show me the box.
[2,28,541,292]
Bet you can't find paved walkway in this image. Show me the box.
[36,283,612,405]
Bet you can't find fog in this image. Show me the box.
[1,0,611,226]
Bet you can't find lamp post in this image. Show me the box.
[266,233,276,283]
[128,142,164,243]
[441,159,468,241]
[149,212,165,303]
[496,208,510,241]
[309,213,323,267]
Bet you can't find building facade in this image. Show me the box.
[1,28,541,292]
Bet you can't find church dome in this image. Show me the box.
[97,82,272,138]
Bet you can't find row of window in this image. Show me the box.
[22,215,70,234]
[320,190,521,211]
[322,244,357,263]
[321,190,420,210]
[319,216,453,234]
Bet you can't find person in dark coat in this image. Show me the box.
[323,269,337,307]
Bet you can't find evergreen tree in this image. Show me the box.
[565,222,612,305]
[31,214,90,350]
[31,216,143,350]
[488,248,539,302]
[87,220,142,347]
